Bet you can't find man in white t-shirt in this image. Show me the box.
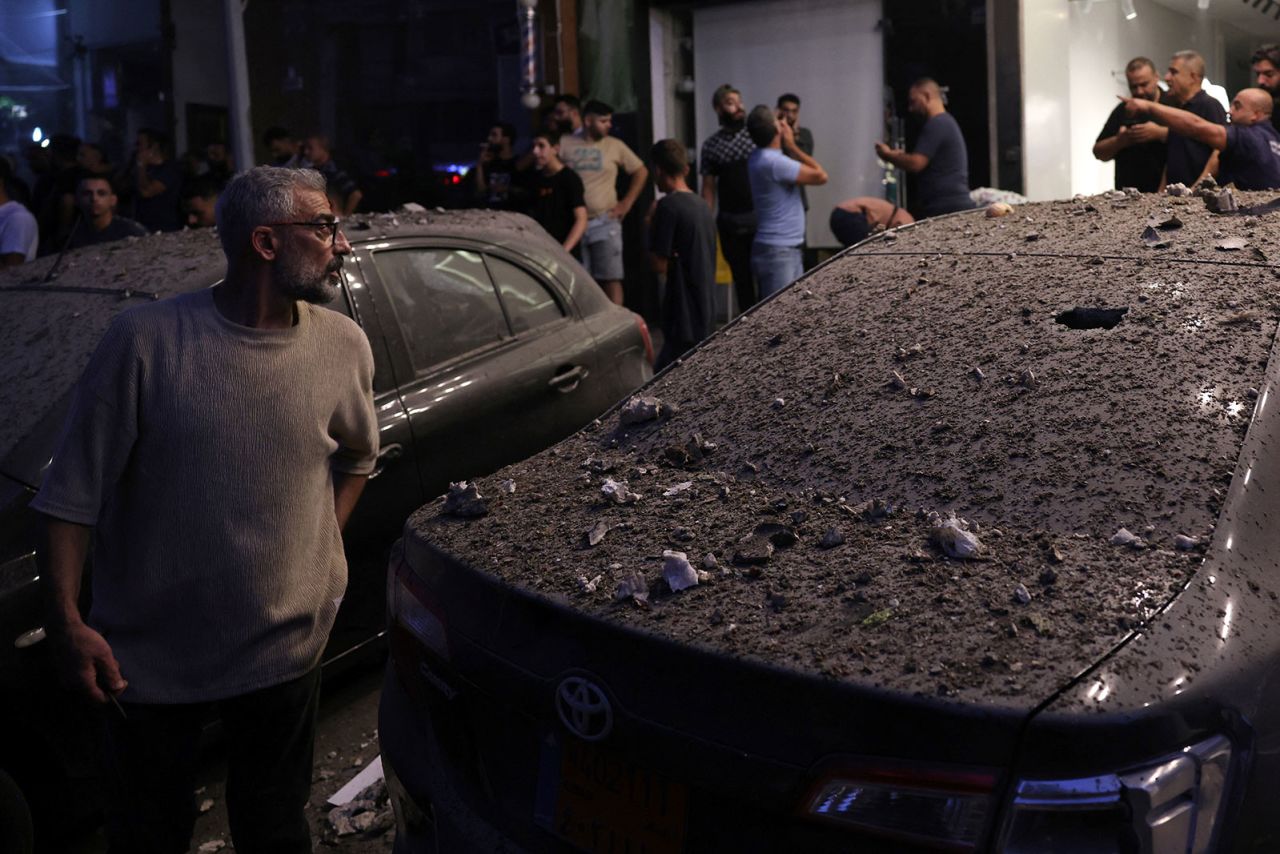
[0,177,38,265]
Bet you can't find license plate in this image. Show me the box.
[535,735,689,854]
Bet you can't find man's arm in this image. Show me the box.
[1121,96,1227,150]
[875,141,929,174]
[42,517,126,703]
[612,165,650,219]
[700,173,717,210]
[782,122,828,185]
[564,205,587,252]
[333,472,368,532]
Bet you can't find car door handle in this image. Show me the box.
[548,365,588,392]
[369,443,403,480]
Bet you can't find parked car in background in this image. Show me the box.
[384,190,1280,852]
[0,208,652,848]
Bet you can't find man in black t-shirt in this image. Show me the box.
[1093,57,1168,192]
[524,130,587,254]
[69,175,147,249]
[649,139,717,369]
[1250,44,1280,135]
[1121,87,1280,191]
[468,122,519,209]
[1162,51,1226,188]
[131,128,183,233]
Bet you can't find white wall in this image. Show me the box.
[1022,0,1236,200]
[692,0,883,246]
[170,0,229,154]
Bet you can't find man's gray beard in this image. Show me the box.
[274,253,339,304]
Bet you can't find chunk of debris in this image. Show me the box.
[911,387,937,400]
[663,481,694,497]
[1020,368,1039,389]
[703,552,719,570]
[197,843,226,854]
[1146,210,1182,231]
[578,574,603,593]
[894,343,924,361]
[1013,583,1032,605]
[1141,226,1172,249]
[1174,534,1200,551]
[862,608,895,628]
[1203,187,1238,214]
[672,526,696,542]
[1215,236,1248,251]
[971,366,986,382]
[1106,190,1128,202]
[1048,545,1066,564]
[619,395,669,426]
[1165,182,1191,197]
[442,481,488,518]
[1024,231,1040,242]
[601,478,641,505]
[585,521,611,547]
[498,479,516,495]
[985,202,1012,218]
[928,512,985,559]
[662,550,700,592]
[1110,527,1146,549]
[199,798,214,814]
[846,498,894,522]
[888,371,907,390]
[819,527,845,549]
[616,570,649,603]
[771,397,787,409]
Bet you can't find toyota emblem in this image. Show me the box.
[555,675,613,741]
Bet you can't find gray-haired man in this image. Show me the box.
[34,166,378,851]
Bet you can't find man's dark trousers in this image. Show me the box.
[102,667,321,854]
[717,212,756,315]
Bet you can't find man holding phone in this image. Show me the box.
[1093,57,1169,193]
[470,122,518,209]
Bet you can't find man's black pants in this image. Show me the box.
[716,217,757,316]
[101,667,321,854]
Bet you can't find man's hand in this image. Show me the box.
[779,118,796,150]
[875,141,895,161]
[1125,121,1167,144]
[52,620,126,704]
[1118,95,1151,118]
[477,144,494,164]
[609,200,632,220]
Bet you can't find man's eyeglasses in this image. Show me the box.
[264,220,342,245]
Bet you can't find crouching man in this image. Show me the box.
[34,165,378,852]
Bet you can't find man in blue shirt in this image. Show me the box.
[875,79,973,218]
[1120,88,1280,191]
[745,105,827,300]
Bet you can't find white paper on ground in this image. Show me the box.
[327,755,385,806]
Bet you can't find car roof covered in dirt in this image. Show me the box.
[411,189,1280,709]
[0,207,574,486]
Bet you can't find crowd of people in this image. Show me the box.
[0,125,362,267]
[1093,46,1280,193]
[470,83,970,369]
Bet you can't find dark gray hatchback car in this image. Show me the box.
[0,208,651,845]
[383,191,1280,852]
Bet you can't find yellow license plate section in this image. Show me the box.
[552,738,689,854]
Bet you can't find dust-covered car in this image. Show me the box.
[0,208,652,846]
[382,189,1280,852]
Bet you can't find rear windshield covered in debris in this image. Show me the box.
[412,194,1279,706]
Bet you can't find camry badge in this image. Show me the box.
[556,676,613,741]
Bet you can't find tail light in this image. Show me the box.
[388,547,451,663]
[1000,734,1233,853]
[633,313,655,366]
[801,761,997,850]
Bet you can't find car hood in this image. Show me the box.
[411,191,1280,710]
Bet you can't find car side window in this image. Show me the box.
[485,255,565,334]
[373,248,509,372]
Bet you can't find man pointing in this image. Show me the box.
[1121,87,1280,191]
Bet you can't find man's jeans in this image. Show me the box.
[751,242,804,300]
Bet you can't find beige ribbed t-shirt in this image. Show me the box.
[32,288,379,703]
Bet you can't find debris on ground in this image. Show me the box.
[663,550,700,591]
[928,512,985,559]
[326,779,395,839]
[620,395,670,426]
[601,478,642,505]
